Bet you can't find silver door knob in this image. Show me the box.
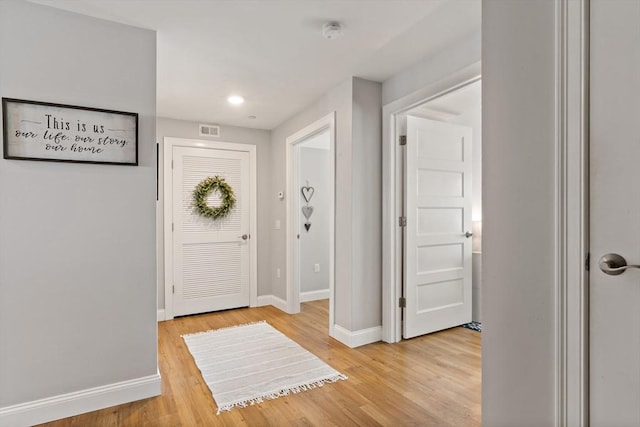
[464,231,473,238]
[598,253,640,275]
[239,234,248,240]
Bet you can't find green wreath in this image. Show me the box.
[193,176,236,219]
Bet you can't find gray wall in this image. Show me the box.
[350,78,382,331]
[156,117,272,309]
[270,77,352,325]
[483,1,556,425]
[299,147,330,294]
[0,0,157,408]
[382,31,481,105]
[270,77,382,332]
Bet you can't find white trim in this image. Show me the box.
[332,325,382,348]
[381,62,481,343]
[163,137,258,320]
[255,295,288,312]
[554,0,589,425]
[300,289,330,302]
[0,373,161,427]
[285,112,336,337]
[157,309,165,322]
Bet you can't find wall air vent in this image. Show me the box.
[199,124,220,138]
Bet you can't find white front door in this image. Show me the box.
[403,116,472,338]
[590,1,640,424]
[172,145,251,316]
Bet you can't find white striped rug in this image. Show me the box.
[182,321,347,414]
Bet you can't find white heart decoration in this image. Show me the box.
[302,205,314,220]
[301,186,315,203]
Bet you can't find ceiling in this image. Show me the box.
[29,0,480,130]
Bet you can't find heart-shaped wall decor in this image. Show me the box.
[302,205,314,220]
[301,186,315,203]
[304,223,311,231]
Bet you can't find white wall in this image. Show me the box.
[271,77,382,335]
[0,0,158,423]
[299,146,330,295]
[483,1,557,425]
[156,117,272,312]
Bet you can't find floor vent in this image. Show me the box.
[199,124,220,137]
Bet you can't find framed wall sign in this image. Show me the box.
[2,98,138,165]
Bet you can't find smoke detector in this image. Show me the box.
[322,22,344,40]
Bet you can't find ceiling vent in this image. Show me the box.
[199,124,220,137]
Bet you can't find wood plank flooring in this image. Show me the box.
[38,300,481,426]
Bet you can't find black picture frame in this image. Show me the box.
[2,98,138,166]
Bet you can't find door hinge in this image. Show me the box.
[399,297,406,308]
[399,135,407,146]
[399,216,407,227]
[585,252,591,271]
[172,222,174,232]
[171,160,174,169]
[172,285,175,294]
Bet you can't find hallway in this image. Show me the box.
[39,301,481,426]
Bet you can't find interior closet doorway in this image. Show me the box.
[285,113,336,336]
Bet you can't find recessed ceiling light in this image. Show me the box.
[227,95,245,105]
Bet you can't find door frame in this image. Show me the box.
[163,137,257,320]
[285,112,336,335]
[382,64,481,343]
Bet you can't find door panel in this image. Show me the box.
[172,146,250,316]
[403,116,472,338]
[590,1,640,424]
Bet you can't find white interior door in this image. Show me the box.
[172,146,250,316]
[590,1,640,424]
[403,116,472,338]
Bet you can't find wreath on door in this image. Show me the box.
[193,176,236,219]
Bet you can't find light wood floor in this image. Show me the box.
[38,300,481,426]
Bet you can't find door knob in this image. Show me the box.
[464,231,473,238]
[239,234,248,240]
[598,253,640,275]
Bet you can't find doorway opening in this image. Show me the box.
[382,65,481,342]
[285,112,336,336]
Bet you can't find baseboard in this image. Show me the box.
[0,372,161,427]
[332,324,382,348]
[157,309,166,322]
[300,289,330,302]
[255,295,288,312]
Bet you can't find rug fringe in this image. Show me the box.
[181,320,267,338]
[216,373,348,415]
